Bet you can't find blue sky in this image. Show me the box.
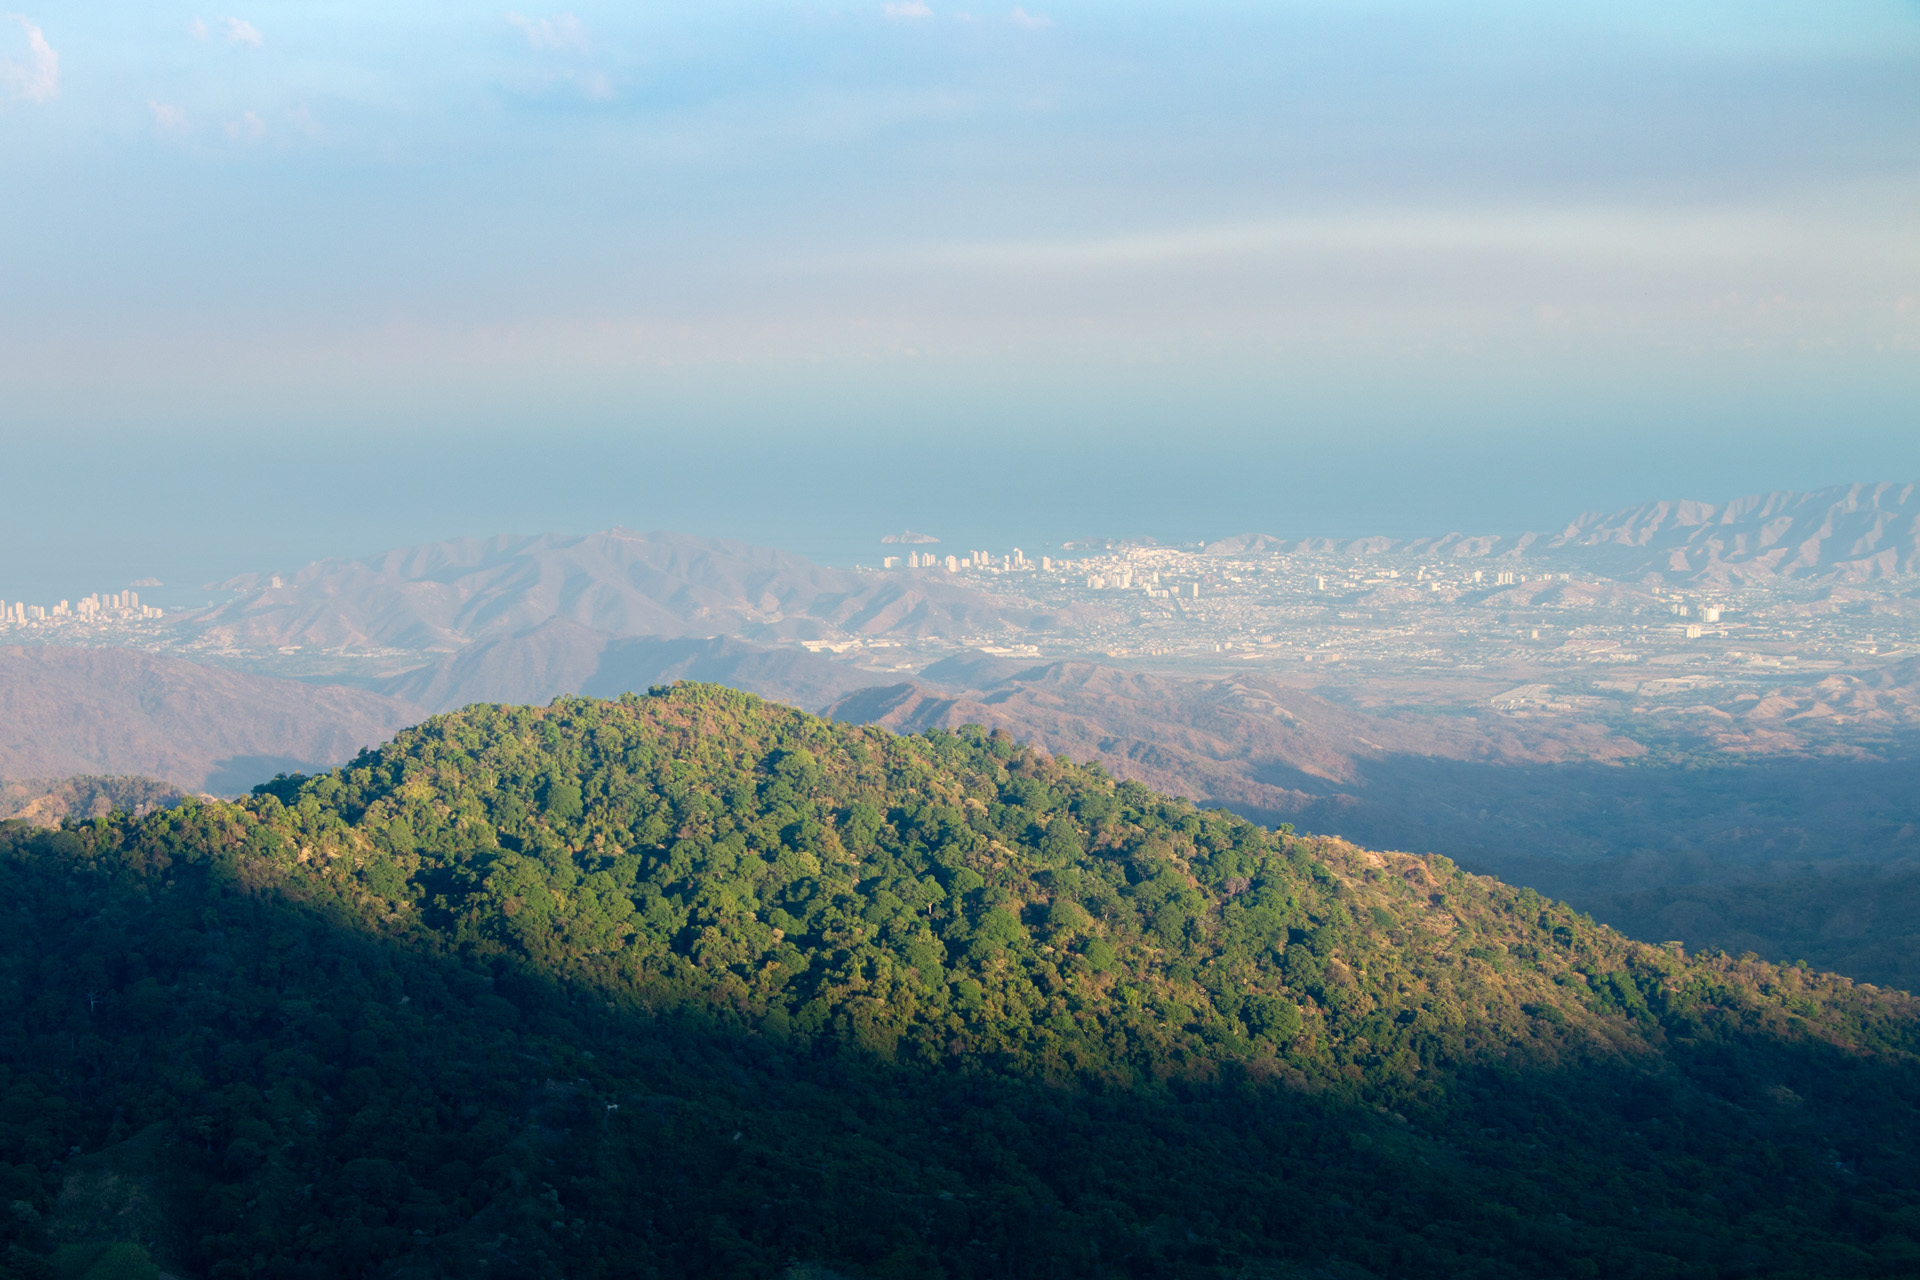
[2,2,1917,593]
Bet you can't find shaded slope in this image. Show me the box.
[1,686,1916,1278]
[0,646,425,792]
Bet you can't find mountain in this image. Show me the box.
[377,617,892,713]
[2,685,1915,1278]
[0,774,188,827]
[828,660,1640,816]
[186,528,1078,655]
[1546,481,1920,581]
[0,646,425,792]
[827,660,1920,988]
[1209,480,1920,582]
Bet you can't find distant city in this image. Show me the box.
[4,495,1916,746]
[0,588,162,629]
[824,541,1919,732]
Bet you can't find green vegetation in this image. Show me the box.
[2,684,1918,1279]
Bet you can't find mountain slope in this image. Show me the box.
[1,685,1916,1279]
[828,659,1639,814]
[0,646,425,791]
[185,528,1075,654]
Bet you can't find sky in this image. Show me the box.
[2,1,1918,597]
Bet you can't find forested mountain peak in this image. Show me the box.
[3,685,1918,1278]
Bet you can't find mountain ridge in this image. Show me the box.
[1208,480,1920,581]
[187,527,1082,654]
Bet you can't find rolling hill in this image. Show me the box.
[0,646,425,792]
[827,660,1920,988]
[1,686,1916,1278]
[828,658,1641,814]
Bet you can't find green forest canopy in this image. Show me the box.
[2,684,1917,1279]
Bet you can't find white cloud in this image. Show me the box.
[225,109,264,140]
[222,16,262,47]
[2,15,59,104]
[148,100,187,130]
[188,16,208,40]
[506,12,587,51]
[574,69,613,101]
[883,2,933,17]
[1009,6,1051,27]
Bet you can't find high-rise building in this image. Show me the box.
[944,555,959,572]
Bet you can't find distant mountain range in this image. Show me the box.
[191,528,1075,653]
[1210,480,1920,581]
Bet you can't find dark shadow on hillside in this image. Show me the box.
[6,829,1919,1280]
[1233,748,1920,989]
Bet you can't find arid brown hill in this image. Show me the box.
[828,659,1640,816]
[0,646,424,792]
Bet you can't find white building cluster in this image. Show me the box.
[0,589,163,627]
[883,548,1031,573]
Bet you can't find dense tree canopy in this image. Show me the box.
[2,684,1917,1279]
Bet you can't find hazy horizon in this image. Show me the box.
[3,1,1916,596]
